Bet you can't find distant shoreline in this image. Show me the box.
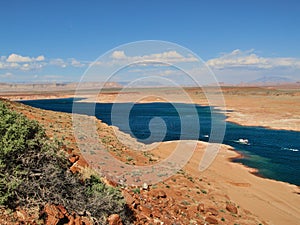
[3,86,299,132]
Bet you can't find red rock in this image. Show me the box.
[16,210,26,220]
[44,204,65,225]
[197,203,205,212]
[122,190,135,205]
[69,156,78,164]
[158,190,167,198]
[226,203,238,214]
[178,204,188,210]
[206,207,219,216]
[175,191,182,196]
[103,176,118,187]
[151,209,161,218]
[56,204,68,216]
[67,215,75,225]
[74,216,82,225]
[46,215,59,225]
[81,217,93,225]
[108,214,123,225]
[70,164,79,173]
[137,214,148,223]
[205,216,218,224]
[173,205,180,214]
[138,205,152,216]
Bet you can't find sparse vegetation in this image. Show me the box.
[200,189,207,194]
[0,101,133,224]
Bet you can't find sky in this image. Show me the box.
[0,0,300,84]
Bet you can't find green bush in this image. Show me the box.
[0,101,134,224]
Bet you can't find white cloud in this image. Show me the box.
[108,50,197,65]
[206,49,300,70]
[49,58,67,68]
[205,49,300,84]
[0,53,87,72]
[49,58,86,68]
[6,53,45,63]
[7,54,32,63]
[8,62,20,69]
[69,58,85,67]
[36,55,45,61]
[111,51,126,59]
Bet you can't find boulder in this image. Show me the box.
[107,214,123,225]
[206,207,219,216]
[205,216,218,224]
[197,203,205,212]
[226,203,238,214]
[158,190,167,198]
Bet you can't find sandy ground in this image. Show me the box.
[151,141,300,225]
[2,86,300,224]
[188,143,300,225]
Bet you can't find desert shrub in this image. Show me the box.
[0,101,133,224]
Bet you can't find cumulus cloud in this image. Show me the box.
[111,51,126,59]
[49,58,67,68]
[206,49,300,70]
[0,53,87,72]
[7,54,32,63]
[205,49,300,84]
[69,58,85,67]
[36,55,45,61]
[6,53,45,63]
[108,50,197,64]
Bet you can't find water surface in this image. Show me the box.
[20,98,300,186]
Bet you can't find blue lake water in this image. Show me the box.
[20,98,300,186]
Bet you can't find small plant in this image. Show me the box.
[126,156,133,162]
[201,189,207,194]
[221,217,225,221]
[188,176,194,182]
[181,200,191,206]
[132,188,140,194]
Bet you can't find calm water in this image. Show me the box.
[20,98,300,186]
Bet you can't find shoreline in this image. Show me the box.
[153,140,300,224]
[4,91,300,132]
[10,94,299,185]
[3,94,300,186]
[4,97,300,224]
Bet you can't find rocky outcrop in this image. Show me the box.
[108,214,123,225]
[226,202,238,214]
[43,204,93,225]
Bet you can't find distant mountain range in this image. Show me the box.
[231,76,300,87]
[248,76,294,84]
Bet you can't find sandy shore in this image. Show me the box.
[151,141,300,225]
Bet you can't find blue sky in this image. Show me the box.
[0,0,300,83]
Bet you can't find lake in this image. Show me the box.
[20,98,300,186]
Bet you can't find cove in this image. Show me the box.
[19,98,300,186]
